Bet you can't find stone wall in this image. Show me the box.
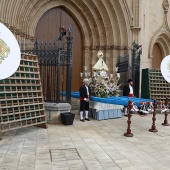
[0,0,132,74]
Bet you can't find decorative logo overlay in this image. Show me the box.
[0,22,21,80]
[161,55,170,83]
[0,39,10,64]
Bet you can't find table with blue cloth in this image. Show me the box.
[63,92,152,120]
[89,101,123,120]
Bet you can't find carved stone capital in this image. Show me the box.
[30,36,35,41]
[9,26,16,33]
[163,0,169,14]
[21,32,26,37]
[131,27,141,32]
[4,23,9,28]
[0,19,4,23]
[25,34,30,39]
[15,29,22,35]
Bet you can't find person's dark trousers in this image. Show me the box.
[80,100,89,120]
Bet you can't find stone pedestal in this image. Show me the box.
[45,103,72,124]
[71,97,80,110]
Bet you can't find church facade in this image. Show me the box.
[0,0,170,93]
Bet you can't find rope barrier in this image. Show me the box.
[124,98,169,137]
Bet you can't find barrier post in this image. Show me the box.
[124,100,133,137]
[149,100,158,132]
[162,98,169,126]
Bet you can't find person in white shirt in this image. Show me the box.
[79,79,91,122]
[123,79,134,116]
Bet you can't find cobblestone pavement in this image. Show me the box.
[1,113,170,170]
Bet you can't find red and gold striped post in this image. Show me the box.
[124,100,133,137]
[162,98,169,126]
[149,100,158,132]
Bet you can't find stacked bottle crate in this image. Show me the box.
[141,68,170,100]
[0,53,47,139]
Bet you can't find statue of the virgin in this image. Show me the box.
[92,51,109,72]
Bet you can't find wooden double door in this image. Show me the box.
[35,7,83,92]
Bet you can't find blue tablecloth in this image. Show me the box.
[62,92,153,107]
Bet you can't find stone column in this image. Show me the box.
[132,0,141,43]
[105,49,113,74]
[84,46,92,73]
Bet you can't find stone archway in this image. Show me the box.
[0,0,133,73]
[26,0,132,73]
[149,31,170,59]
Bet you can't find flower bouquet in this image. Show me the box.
[89,69,120,98]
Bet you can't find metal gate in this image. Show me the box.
[116,41,142,97]
[132,42,142,98]
[116,53,130,85]
[20,28,73,103]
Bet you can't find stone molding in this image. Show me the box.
[0,20,34,40]
[131,27,141,31]
[84,45,128,51]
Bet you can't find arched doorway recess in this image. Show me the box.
[152,43,163,69]
[35,7,83,91]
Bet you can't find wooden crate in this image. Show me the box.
[0,53,47,140]
[141,68,170,100]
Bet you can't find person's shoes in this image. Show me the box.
[85,118,90,121]
[80,119,85,122]
[124,113,128,116]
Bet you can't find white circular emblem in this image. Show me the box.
[0,22,21,80]
[161,55,170,83]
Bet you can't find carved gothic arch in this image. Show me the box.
[149,29,170,58]
[0,0,133,48]
[0,0,133,73]
[149,0,170,58]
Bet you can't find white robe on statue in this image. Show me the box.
[93,58,109,71]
